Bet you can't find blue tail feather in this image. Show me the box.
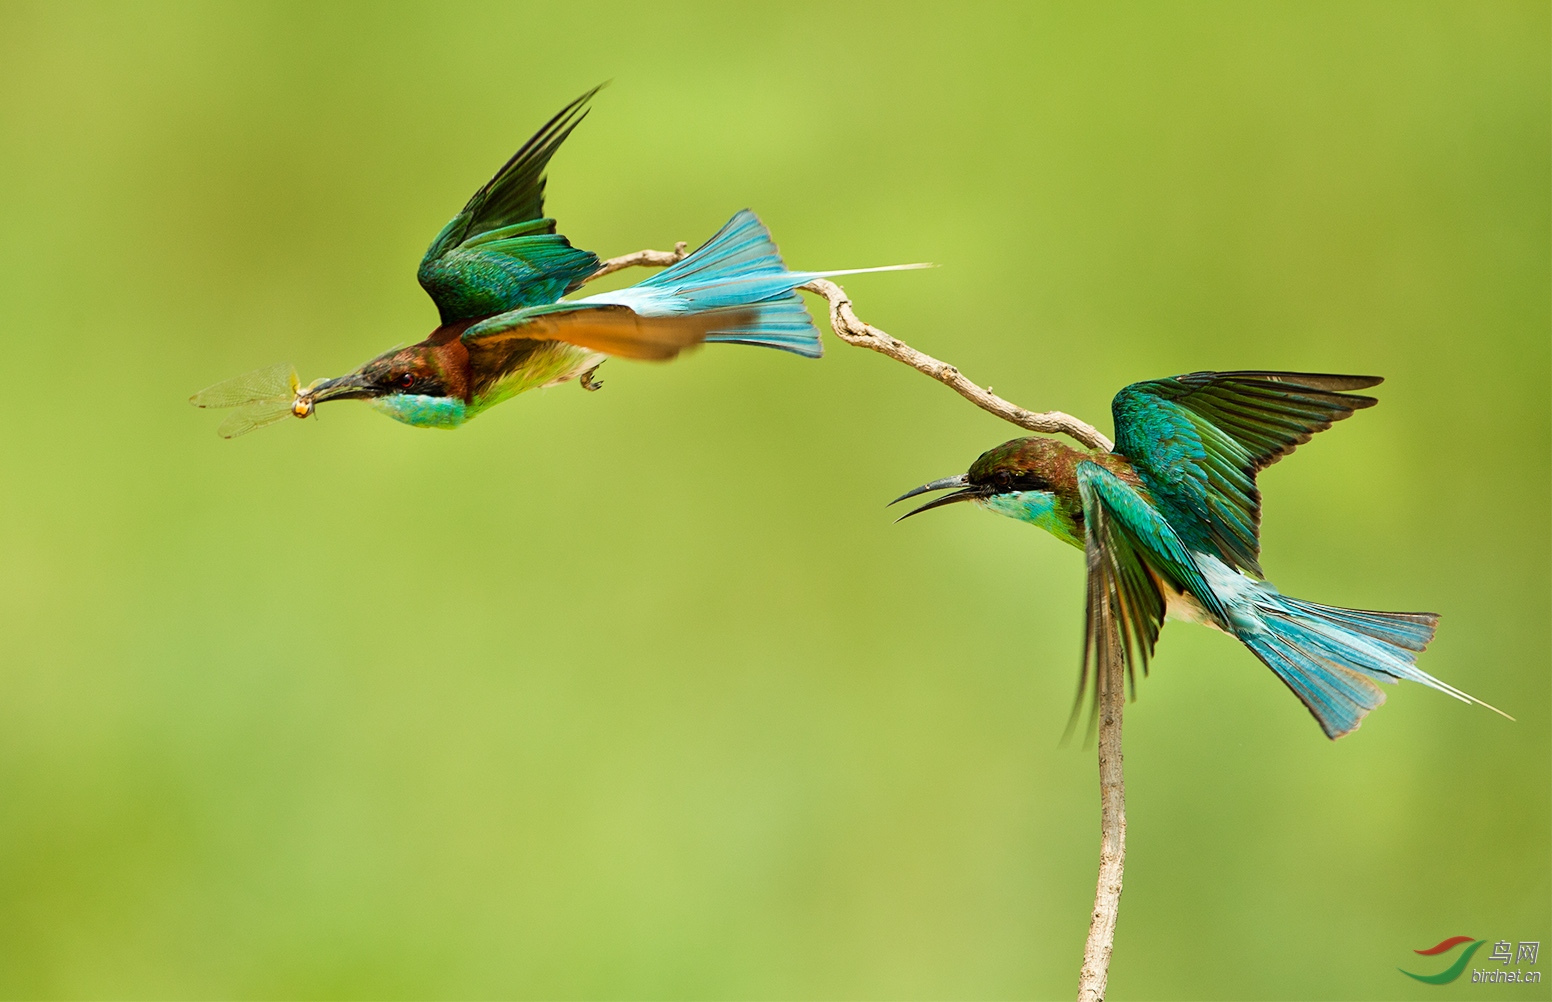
[641,209,787,292]
[702,291,823,357]
[581,209,926,358]
[1243,631,1384,740]
[1280,600,1437,652]
[1240,591,1506,738]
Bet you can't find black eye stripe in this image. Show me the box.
[985,471,1049,493]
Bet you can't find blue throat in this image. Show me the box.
[370,394,468,429]
[980,490,1082,548]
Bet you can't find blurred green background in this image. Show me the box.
[0,2,1546,999]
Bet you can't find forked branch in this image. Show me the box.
[585,246,1126,1001]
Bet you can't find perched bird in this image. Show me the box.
[193,87,919,437]
[892,371,1508,738]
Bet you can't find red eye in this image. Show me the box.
[397,372,415,389]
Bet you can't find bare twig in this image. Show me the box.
[1078,625,1126,1001]
[583,245,1126,1000]
[588,241,688,281]
[800,279,1114,452]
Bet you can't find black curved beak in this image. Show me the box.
[303,373,375,404]
[889,474,985,521]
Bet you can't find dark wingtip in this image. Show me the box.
[562,81,608,115]
[1287,373,1385,392]
[566,81,609,122]
[1301,373,1384,390]
[1196,371,1382,390]
[1221,371,1385,410]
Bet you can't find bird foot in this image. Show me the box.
[579,365,604,392]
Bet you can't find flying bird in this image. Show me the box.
[892,371,1508,739]
[193,87,920,437]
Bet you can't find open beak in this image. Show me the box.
[888,474,985,521]
[301,373,375,404]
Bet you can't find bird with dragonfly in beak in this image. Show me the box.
[192,86,921,437]
[892,370,1509,739]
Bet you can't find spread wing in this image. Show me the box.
[417,87,603,324]
[461,302,759,363]
[1073,462,1232,733]
[1111,371,1380,578]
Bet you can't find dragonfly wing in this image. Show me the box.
[216,399,297,439]
[191,362,299,409]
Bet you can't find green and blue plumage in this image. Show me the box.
[192,87,921,436]
[896,371,1509,739]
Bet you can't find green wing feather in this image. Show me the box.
[1075,462,1231,694]
[417,87,603,324]
[1111,371,1380,577]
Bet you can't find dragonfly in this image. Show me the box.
[189,361,320,439]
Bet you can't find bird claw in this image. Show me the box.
[579,365,604,392]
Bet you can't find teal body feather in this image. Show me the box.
[895,370,1507,739]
